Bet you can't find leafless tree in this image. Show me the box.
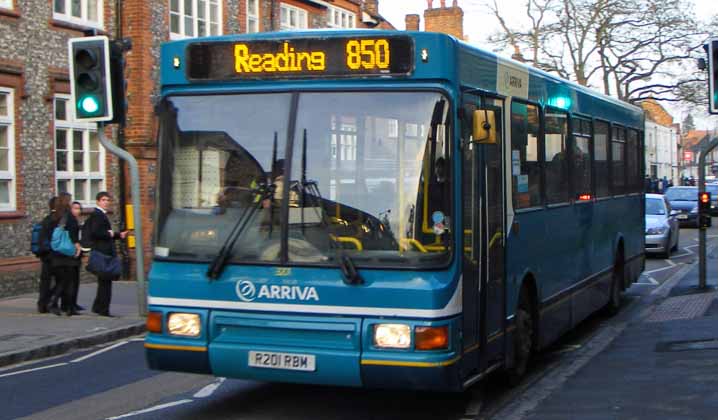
[486,0,713,105]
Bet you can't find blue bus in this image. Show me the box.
[145,30,645,391]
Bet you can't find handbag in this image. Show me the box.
[87,250,122,277]
[50,216,76,257]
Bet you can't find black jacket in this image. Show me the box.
[50,214,81,268]
[85,208,119,256]
[38,214,55,260]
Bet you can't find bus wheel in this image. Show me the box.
[604,255,623,316]
[506,292,534,386]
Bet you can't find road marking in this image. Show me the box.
[105,399,193,420]
[193,377,226,398]
[71,340,129,363]
[665,259,676,267]
[643,265,680,275]
[0,362,67,379]
[636,275,659,285]
[671,252,693,258]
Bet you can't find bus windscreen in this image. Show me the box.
[186,36,414,80]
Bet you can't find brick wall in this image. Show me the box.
[424,0,464,40]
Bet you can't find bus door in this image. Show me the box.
[461,93,506,378]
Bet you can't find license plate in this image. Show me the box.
[677,214,688,220]
[248,351,316,372]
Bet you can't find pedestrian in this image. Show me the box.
[36,196,56,313]
[70,201,86,312]
[47,193,82,316]
[85,192,127,317]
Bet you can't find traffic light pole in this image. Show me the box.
[97,124,147,316]
[697,136,718,289]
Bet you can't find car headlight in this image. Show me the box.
[646,226,668,235]
[374,324,411,349]
[167,313,201,337]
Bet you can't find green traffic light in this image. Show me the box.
[79,96,100,114]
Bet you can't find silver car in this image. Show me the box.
[645,193,680,258]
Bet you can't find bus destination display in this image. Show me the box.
[187,36,414,80]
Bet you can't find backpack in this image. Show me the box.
[31,222,44,256]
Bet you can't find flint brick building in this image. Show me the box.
[0,0,121,297]
[0,0,396,297]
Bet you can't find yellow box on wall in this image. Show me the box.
[125,204,134,230]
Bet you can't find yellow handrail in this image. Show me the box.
[330,235,363,251]
[400,238,429,253]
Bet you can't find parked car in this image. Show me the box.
[645,193,680,258]
[664,186,712,228]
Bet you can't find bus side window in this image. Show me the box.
[626,129,641,193]
[510,101,542,208]
[571,118,592,199]
[544,109,569,204]
[594,120,610,198]
[611,126,626,195]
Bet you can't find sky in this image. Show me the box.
[377,0,718,129]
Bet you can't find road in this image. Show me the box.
[3,223,717,420]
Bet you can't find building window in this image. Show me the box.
[280,3,308,30]
[170,0,222,39]
[0,88,15,211]
[53,0,103,28]
[54,95,105,205]
[0,0,12,10]
[247,0,259,33]
[327,6,355,28]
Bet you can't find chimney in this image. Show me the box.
[427,0,433,9]
[424,0,464,39]
[364,0,378,16]
[405,14,420,31]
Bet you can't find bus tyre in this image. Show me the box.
[604,256,623,316]
[506,293,534,386]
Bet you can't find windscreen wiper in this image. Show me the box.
[298,128,362,286]
[206,183,275,281]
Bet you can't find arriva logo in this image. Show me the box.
[235,279,319,302]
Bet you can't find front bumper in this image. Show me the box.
[645,233,669,253]
[675,213,698,226]
[145,307,463,391]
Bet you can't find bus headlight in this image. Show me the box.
[373,324,411,349]
[167,313,201,337]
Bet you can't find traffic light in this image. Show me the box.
[699,191,711,228]
[68,36,113,121]
[108,39,131,125]
[709,38,718,115]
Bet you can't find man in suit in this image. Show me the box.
[85,192,127,316]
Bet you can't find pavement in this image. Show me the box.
[0,281,145,368]
[503,246,718,420]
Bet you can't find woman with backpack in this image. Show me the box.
[47,193,82,316]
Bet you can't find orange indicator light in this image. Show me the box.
[147,311,163,333]
[578,194,592,201]
[415,326,449,350]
